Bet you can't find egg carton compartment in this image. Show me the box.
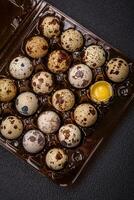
[0,1,134,186]
[0,0,43,55]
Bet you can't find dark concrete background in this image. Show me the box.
[0,0,134,199]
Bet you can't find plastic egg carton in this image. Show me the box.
[0,0,134,186]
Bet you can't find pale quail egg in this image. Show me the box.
[9,56,33,80]
[1,116,23,140]
[74,103,97,127]
[83,45,106,68]
[32,71,53,94]
[52,89,75,112]
[16,92,38,116]
[0,78,17,102]
[37,111,61,134]
[106,58,129,82]
[40,16,61,38]
[68,64,92,88]
[61,29,84,52]
[23,129,45,153]
[58,124,81,148]
[46,148,68,170]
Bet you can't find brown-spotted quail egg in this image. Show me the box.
[9,56,33,80]
[58,124,81,148]
[106,58,129,82]
[16,92,38,116]
[0,78,17,102]
[23,130,45,153]
[83,45,106,68]
[52,89,75,112]
[61,29,84,52]
[48,50,72,74]
[40,16,61,38]
[32,71,53,94]
[25,36,48,59]
[37,111,61,134]
[68,64,92,88]
[46,148,68,170]
[74,103,97,127]
[1,116,23,140]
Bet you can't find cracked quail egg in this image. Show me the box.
[1,116,23,140]
[90,81,113,104]
[74,103,97,127]
[16,92,38,116]
[9,56,33,80]
[0,78,17,102]
[37,111,61,134]
[23,129,45,153]
[46,148,68,170]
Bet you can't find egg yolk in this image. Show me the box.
[90,81,113,103]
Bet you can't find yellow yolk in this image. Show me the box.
[90,81,113,103]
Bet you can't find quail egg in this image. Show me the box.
[74,103,97,127]
[37,111,61,134]
[68,64,92,88]
[1,116,23,140]
[83,45,106,68]
[25,36,48,59]
[40,16,61,38]
[90,81,113,104]
[48,50,72,74]
[106,58,129,82]
[23,130,45,153]
[32,71,53,94]
[9,56,33,80]
[46,148,68,170]
[61,29,84,52]
[52,89,75,112]
[58,124,81,148]
[0,78,17,102]
[16,92,38,116]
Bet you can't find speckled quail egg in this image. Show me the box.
[46,148,68,170]
[58,124,81,148]
[61,29,84,52]
[48,50,72,74]
[68,64,92,88]
[25,36,48,59]
[37,111,61,134]
[23,130,45,153]
[0,78,17,102]
[83,45,106,68]
[9,56,33,80]
[1,116,23,140]
[106,58,129,82]
[16,92,38,116]
[32,71,53,94]
[52,89,75,112]
[74,103,97,127]
[40,16,61,38]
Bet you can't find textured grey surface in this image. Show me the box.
[0,0,134,199]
